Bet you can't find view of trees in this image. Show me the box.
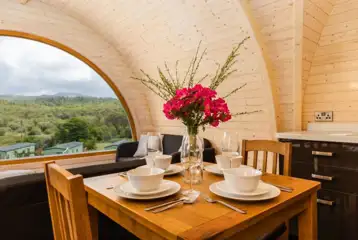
[0,95,132,154]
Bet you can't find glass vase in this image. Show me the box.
[180,127,204,193]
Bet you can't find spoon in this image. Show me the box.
[202,194,247,214]
[151,191,200,213]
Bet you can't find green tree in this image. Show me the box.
[54,117,89,143]
[8,122,20,131]
[28,126,41,136]
[89,126,104,141]
[105,112,128,134]
[38,122,51,133]
[84,138,97,150]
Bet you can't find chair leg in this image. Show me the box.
[88,206,99,240]
[277,220,289,240]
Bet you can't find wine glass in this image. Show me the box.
[221,132,240,156]
[146,132,163,167]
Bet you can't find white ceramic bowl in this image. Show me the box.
[127,167,165,192]
[154,154,172,170]
[216,154,242,169]
[223,168,262,193]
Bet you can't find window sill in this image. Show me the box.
[0,150,116,166]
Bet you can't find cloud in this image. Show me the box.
[0,36,116,98]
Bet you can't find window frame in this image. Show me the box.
[0,30,136,166]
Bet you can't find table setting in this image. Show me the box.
[107,142,293,214]
[102,124,296,215]
[84,41,319,240]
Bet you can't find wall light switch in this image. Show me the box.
[314,111,333,122]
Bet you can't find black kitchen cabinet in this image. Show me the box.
[280,139,358,240]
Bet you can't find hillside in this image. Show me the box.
[0,94,131,151]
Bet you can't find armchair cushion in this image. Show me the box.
[171,151,181,164]
[116,134,216,163]
[162,134,183,155]
[133,134,149,157]
[116,141,139,161]
[203,148,216,163]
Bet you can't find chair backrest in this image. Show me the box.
[44,162,92,240]
[241,140,292,176]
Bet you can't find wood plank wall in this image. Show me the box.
[303,0,358,127]
[1,0,278,151]
[303,0,334,91]
[249,0,297,132]
[100,0,278,144]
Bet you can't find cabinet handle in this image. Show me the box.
[317,199,335,206]
[311,174,334,181]
[312,151,333,156]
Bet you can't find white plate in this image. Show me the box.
[119,180,172,196]
[216,180,270,196]
[204,164,253,176]
[209,181,280,201]
[113,180,181,200]
[137,164,184,176]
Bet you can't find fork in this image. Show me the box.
[266,183,293,193]
[202,194,247,214]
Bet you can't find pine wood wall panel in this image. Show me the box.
[249,0,299,131]
[303,0,358,126]
[302,0,334,128]
[1,0,279,147]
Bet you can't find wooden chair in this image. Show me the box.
[44,162,93,240]
[241,140,292,176]
[241,140,292,240]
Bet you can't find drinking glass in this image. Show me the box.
[221,132,240,156]
[146,132,163,167]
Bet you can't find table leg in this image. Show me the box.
[298,192,317,240]
[88,205,99,240]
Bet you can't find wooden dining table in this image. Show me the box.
[84,164,320,240]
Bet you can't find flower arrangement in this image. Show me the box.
[163,84,231,135]
[133,38,260,187]
[132,37,259,135]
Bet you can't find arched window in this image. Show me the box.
[0,35,134,161]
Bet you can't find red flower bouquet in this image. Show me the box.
[163,84,231,134]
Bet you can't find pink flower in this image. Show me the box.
[210,120,219,127]
[162,84,232,128]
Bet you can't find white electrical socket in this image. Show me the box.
[314,111,333,122]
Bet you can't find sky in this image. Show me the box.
[0,36,116,98]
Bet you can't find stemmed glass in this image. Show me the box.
[221,132,240,156]
[146,132,163,167]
